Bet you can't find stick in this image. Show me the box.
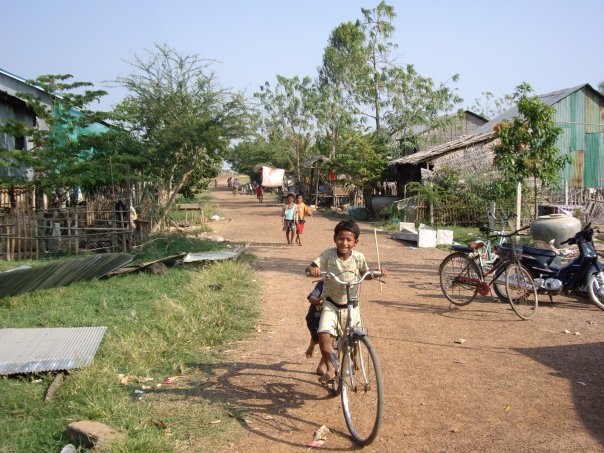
[374,228,383,293]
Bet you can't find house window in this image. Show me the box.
[14,136,26,150]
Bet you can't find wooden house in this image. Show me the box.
[390,84,604,192]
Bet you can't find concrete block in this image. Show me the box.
[418,227,437,248]
[436,229,454,246]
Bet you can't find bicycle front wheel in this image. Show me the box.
[505,264,538,320]
[439,252,480,306]
[340,335,384,446]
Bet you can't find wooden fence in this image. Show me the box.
[0,201,149,261]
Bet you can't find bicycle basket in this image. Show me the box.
[497,241,523,261]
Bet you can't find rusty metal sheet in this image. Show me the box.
[0,326,106,375]
[0,253,133,298]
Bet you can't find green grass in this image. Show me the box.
[0,236,260,452]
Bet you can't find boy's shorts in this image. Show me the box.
[296,220,305,234]
[283,219,296,232]
[317,300,361,337]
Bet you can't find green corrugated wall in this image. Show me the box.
[554,87,604,188]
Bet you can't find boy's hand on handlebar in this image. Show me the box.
[306,265,321,277]
[372,267,388,278]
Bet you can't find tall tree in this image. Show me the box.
[494,83,571,216]
[254,75,315,181]
[114,44,248,227]
[470,90,514,120]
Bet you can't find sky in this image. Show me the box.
[2,0,603,114]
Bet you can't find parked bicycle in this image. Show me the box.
[309,270,384,446]
[439,226,539,320]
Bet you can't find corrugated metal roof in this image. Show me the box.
[0,327,106,375]
[470,84,587,136]
[389,84,593,166]
[389,130,494,165]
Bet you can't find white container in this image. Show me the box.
[530,214,581,248]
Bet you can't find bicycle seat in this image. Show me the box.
[452,245,472,253]
[467,240,486,250]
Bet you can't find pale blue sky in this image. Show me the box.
[2,0,602,113]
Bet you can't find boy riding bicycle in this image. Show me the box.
[305,219,386,389]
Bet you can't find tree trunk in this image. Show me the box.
[533,176,538,221]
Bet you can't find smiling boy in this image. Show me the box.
[305,219,385,388]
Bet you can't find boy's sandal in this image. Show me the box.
[318,373,336,390]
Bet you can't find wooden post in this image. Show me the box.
[516,181,522,231]
[16,206,22,261]
[74,207,79,255]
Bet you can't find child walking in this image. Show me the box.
[294,194,312,246]
[305,219,386,389]
[282,193,298,245]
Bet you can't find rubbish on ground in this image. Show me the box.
[162,376,179,385]
[182,244,248,263]
[210,419,221,424]
[307,424,330,447]
[208,284,224,291]
[118,374,154,385]
[134,389,144,395]
[0,327,106,375]
[454,338,466,344]
[563,329,571,334]
[0,254,132,298]
[313,425,330,441]
[210,215,222,221]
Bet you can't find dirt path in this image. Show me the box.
[207,180,604,452]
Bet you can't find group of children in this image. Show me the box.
[282,193,312,246]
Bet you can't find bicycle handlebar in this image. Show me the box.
[306,270,380,286]
[488,225,529,239]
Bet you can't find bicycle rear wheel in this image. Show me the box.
[340,335,383,446]
[505,263,538,320]
[439,252,480,306]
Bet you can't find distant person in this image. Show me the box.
[281,193,298,245]
[232,178,240,196]
[214,179,218,189]
[294,193,312,246]
[256,184,264,203]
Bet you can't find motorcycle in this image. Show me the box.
[519,223,604,310]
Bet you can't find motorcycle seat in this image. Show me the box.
[523,245,557,258]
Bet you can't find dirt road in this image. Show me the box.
[209,181,604,452]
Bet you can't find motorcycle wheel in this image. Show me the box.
[587,271,604,310]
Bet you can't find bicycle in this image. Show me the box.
[310,270,384,446]
[439,226,539,320]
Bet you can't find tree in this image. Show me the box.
[470,91,514,120]
[0,74,116,206]
[114,44,249,227]
[598,80,604,95]
[332,130,389,201]
[494,83,571,217]
[254,75,315,181]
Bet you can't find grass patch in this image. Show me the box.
[440,225,481,245]
[0,236,260,452]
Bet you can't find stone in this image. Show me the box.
[60,445,77,453]
[67,420,126,449]
[145,262,167,275]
